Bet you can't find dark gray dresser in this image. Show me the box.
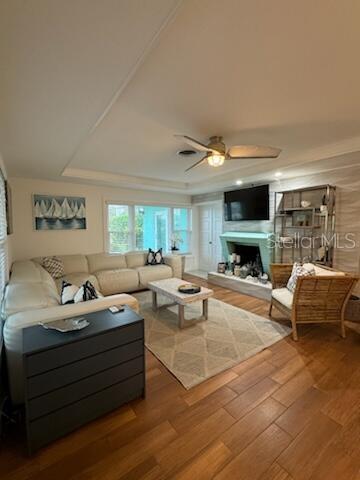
[23,306,144,454]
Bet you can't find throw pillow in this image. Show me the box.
[287,262,315,293]
[146,248,164,265]
[74,280,98,303]
[42,256,65,279]
[60,280,79,305]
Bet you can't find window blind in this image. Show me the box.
[0,171,8,305]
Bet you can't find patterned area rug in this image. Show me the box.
[135,291,291,389]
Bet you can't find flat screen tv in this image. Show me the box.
[224,184,269,221]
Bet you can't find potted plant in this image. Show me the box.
[170,233,183,252]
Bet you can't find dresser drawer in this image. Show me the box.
[28,355,144,420]
[26,322,143,376]
[28,373,144,453]
[27,339,143,398]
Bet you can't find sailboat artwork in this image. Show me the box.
[33,195,86,230]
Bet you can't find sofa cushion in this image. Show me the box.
[3,283,60,317]
[136,264,173,287]
[55,273,100,293]
[10,261,42,284]
[125,252,147,268]
[272,287,293,310]
[33,262,58,292]
[58,255,89,275]
[87,253,127,273]
[95,269,139,296]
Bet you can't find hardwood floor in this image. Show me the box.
[1,273,360,480]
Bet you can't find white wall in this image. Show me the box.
[9,177,191,261]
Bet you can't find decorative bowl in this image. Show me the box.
[178,284,201,294]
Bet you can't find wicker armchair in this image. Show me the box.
[269,263,358,341]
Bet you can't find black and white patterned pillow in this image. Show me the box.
[61,280,98,304]
[42,256,65,279]
[146,248,164,265]
[287,262,315,293]
[60,280,79,305]
[74,281,98,303]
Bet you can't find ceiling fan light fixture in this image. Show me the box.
[207,153,225,167]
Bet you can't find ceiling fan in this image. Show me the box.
[175,135,281,172]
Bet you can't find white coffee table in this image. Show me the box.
[148,278,214,329]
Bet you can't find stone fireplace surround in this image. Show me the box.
[207,232,273,301]
[219,231,272,274]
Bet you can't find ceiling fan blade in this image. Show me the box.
[175,135,220,154]
[185,155,208,172]
[227,145,281,159]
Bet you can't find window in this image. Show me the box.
[106,203,191,254]
[0,171,8,305]
[108,204,130,253]
[135,205,169,251]
[172,208,191,253]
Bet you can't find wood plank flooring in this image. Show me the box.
[1,273,360,480]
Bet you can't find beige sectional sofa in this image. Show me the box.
[3,251,182,404]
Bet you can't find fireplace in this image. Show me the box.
[219,231,272,274]
[229,243,264,273]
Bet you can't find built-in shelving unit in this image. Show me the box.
[273,184,336,266]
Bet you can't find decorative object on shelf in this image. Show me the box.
[239,264,250,278]
[259,273,269,284]
[39,317,90,332]
[234,265,241,277]
[33,194,86,230]
[293,211,311,227]
[217,262,226,274]
[320,204,327,213]
[178,283,201,294]
[300,200,311,208]
[170,232,183,251]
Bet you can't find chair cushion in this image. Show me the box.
[303,263,346,276]
[272,288,293,310]
[136,264,172,287]
[95,269,139,295]
[87,253,127,273]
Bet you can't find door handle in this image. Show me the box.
[209,241,213,245]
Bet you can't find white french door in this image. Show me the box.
[199,202,223,271]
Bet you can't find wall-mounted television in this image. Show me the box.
[224,184,269,221]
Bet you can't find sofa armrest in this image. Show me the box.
[270,264,293,289]
[163,255,183,279]
[4,294,139,331]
